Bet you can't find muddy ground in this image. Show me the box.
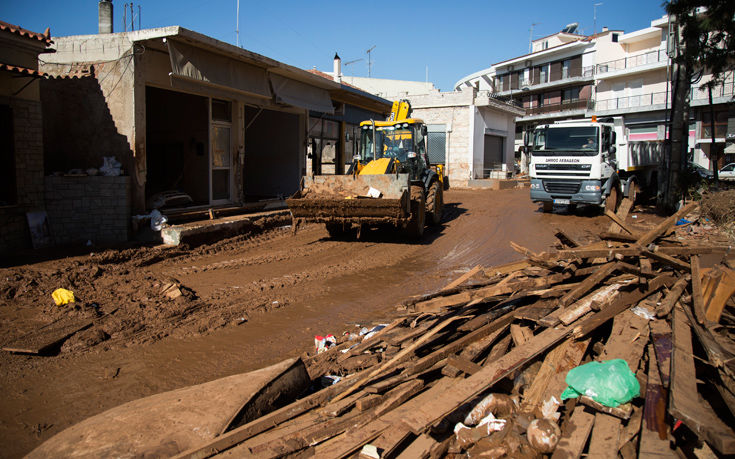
[0,188,663,457]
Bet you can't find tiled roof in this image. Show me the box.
[0,20,53,45]
[0,62,47,78]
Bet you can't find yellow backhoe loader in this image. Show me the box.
[287,100,446,239]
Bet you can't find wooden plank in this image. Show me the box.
[173,370,366,459]
[599,231,638,242]
[446,356,482,375]
[483,259,531,277]
[330,314,469,403]
[440,265,482,292]
[587,413,622,459]
[579,396,632,420]
[604,209,635,235]
[642,248,690,271]
[572,274,675,339]
[559,284,621,326]
[705,267,735,323]
[321,390,367,417]
[413,291,473,314]
[690,255,706,324]
[395,433,436,459]
[2,319,93,354]
[442,325,508,377]
[371,424,414,458]
[550,405,595,459]
[608,197,633,235]
[374,379,424,417]
[635,201,697,247]
[356,394,382,412]
[649,319,672,388]
[558,262,619,307]
[551,244,731,260]
[670,304,735,454]
[510,324,533,346]
[656,275,689,318]
[639,344,676,458]
[554,229,580,248]
[521,337,590,418]
[398,324,574,435]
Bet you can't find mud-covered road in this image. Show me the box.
[0,187,616,457]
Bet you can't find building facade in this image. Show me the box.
[455,15,735,173]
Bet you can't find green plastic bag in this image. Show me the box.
[560,359,640,407]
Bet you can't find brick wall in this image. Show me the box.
[0,97,45,254]
[44,176,130,245]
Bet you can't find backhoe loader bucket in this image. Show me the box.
[286,174,411,226]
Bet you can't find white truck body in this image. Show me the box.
[528,118,660,209]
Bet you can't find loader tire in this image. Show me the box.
[426,180,444,225]
[405,186,425,239]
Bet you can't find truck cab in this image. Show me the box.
[528,120,621,212]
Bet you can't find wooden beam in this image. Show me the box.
[638,344,675,457]
[608,198,633,235]
[558,262,619,307]
[690,255,706,324]
[440,265,482,292]
[635,201,697,247]
[705,267,735,323]
[604,209,635,235]
[551,405,595,459]
[656,275,689,318]
[670,304,735,454]
[642,248,690,271]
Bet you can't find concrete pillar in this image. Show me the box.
[98,1,113,34]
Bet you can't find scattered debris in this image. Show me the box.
[51,288,75,306]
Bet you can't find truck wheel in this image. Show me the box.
[542,202,553,213]
[426,180,444,225]
[405,186,425,239]
[605,184,620,214]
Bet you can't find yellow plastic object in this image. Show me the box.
[435,164,445,184]
[359,158,392,175]
[52,288,75,305]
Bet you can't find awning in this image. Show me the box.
[167,39,271,99]
[270,73,334,114]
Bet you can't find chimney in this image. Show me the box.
[602,26,608,32]
[333,52,341,82]
[99,0,113,34]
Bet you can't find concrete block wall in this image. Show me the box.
[44,176,131,245]
[0,97,45,254]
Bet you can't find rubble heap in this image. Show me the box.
[175,199,735,458]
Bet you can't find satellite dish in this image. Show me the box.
[562,22,579,34]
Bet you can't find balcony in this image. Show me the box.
[523,99,590,116]
[690,80,735,106]
[594,91,670,112]
[595,49,668,78]
[496,65,595,96]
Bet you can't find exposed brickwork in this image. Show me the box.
[44,176,131,245]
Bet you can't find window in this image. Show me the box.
[612,33,619,43]
[543,41,549,50]
[562,60,570,79]
[701,111,728,139]
[563,87,581,102]
[211,99,232,122]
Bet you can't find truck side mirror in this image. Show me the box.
[422,126,428,136]
[523,131,530,146]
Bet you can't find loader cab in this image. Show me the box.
[357,119,428,180]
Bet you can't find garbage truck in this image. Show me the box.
[287,100,446,239]
[527,117,660,213]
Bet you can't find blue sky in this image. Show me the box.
[1,0,667,91]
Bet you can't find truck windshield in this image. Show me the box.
[360,126,415,162]
[532,127,599,156]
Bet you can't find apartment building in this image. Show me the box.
[455,15,735,171]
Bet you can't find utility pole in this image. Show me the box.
[529,23,539,53]
[593,3,603,35]
[367,45,376,77]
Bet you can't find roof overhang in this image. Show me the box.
[619,27,661,44]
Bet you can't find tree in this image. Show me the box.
[662,0,735,208]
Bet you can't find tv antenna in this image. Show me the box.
[367,45,376,77]
[236,0,240,47]
[593,2,603,35]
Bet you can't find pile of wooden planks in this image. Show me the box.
[174,201,735,458]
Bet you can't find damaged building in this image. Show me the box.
[38,8,389,246]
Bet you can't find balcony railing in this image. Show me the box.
[503,65,595,92]
[524,99,590,116]
[596,49,667,75]
[594,91,670,111]
[691,81,735,101]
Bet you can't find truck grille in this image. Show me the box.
[543,181,581,194]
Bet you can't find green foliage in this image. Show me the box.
[665,0,735,88]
